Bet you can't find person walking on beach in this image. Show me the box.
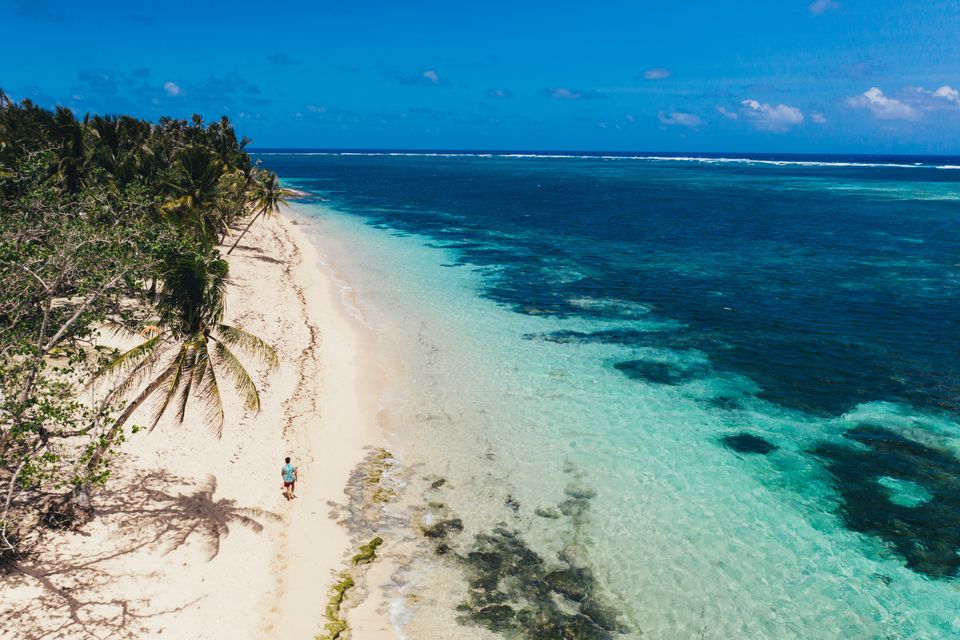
[281,457,298,500]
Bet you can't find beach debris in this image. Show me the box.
[721,433,778,455]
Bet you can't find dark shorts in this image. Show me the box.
[283,481,295,488]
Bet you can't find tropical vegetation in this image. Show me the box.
[0,90,285,559]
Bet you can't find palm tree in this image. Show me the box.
[215,167,251,243]
[51,107,87,193]
[227,169,289,255]
[163,145,228,242]
[67,249,278,517]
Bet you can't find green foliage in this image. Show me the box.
[317,573,356,640]
[351,536,383,565]
[0,91,282,555]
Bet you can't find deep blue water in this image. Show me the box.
[260,152,959,420]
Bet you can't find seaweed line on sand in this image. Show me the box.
[317,448,402,639]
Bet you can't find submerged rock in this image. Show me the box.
[721,433,778,455]
[535,506,562,519]
[710,396,743,411]
[424,475,447,490]
[447,527,626,638]
[523,328,656,346]
[614,359,705,385]
[545,567,593,602]
[421,518,464,539]
[474,604,515,629]
[558,498,590,519]
[812,423,960,579]
[564,484,598,500]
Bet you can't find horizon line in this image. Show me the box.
[247,147,960,160]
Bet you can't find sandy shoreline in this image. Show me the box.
[1,208,395,639]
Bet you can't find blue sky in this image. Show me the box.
[1,0,958,154]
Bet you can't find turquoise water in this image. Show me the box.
[266,153,960,639]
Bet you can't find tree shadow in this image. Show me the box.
[3,469,279,639]
[97,470,280,561]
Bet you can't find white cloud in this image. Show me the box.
[163,81,181,97]
[933,85,959,104]
[422,70,440,84]
[846,87,918,120]
[716,105,739,120]
[658,111,702,128]
[811,112,827,124]
[643,68,672,80]
[548,88,578,99]
[538,87,604,100]
[809,0,839,15]
[740,99,804,131]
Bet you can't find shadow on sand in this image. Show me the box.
[3,469,278,640]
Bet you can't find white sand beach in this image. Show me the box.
[0,209,396,639]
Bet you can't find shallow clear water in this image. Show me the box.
[260,152,960,639]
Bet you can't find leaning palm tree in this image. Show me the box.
[107,249,277,434]
[64,249,278,519]
[227,169,290,255]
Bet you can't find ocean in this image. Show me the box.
[256,151,960,639]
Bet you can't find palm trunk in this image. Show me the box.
[227,209,263,255]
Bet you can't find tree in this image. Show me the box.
[68,249,278,516]
[0,94,277,544]
[227,168,290,254]
[0,180,153,552]
[162,145,229,242]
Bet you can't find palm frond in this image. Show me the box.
[211,337,260,413]
[174,339,201,424]
[98,334,169,401]
[214,324,279,369]
[194,346,225,437]
[150,346,189,430]
[98,333,164,378]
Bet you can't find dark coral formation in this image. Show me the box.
[454,527,626,639]
[417,470,628,639]
[523,328,658,345]
[721,433,778,455]
[813,424,960,578]
[421,517,464,539]
[613,359,706,385]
